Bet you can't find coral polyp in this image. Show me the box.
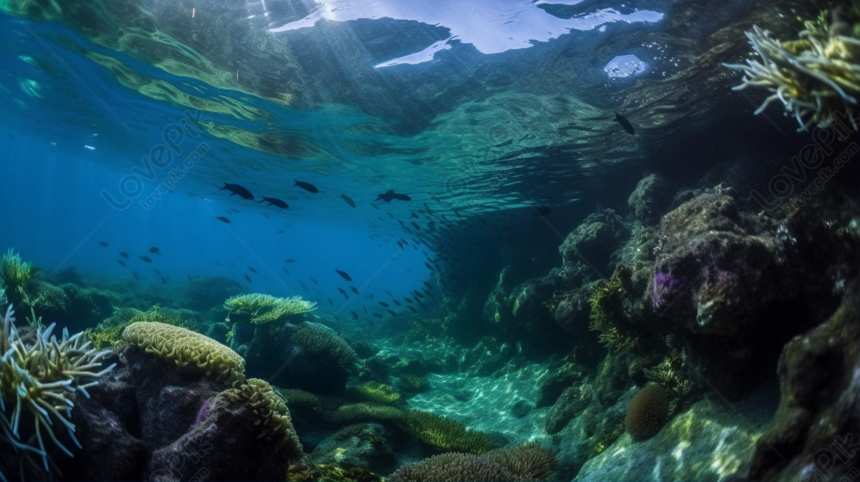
[724,23,860,132]
[0,305,115,478]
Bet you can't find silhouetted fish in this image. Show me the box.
[410,211,419,219]
[282,267,291,275]
[139,256,153,263]
[248,266,257,274]
[379,301,389,308]
[392,299,401,307]
[286,259,298,263]
[99,241,109,247]
[244,274,252,282]
[349,285,359,294]
[341,194,356,207]
[310,277,318,285]
[149,247,160,255]
[335,269,352,281]
[424,262,434,271]
[294,180,319,193]
[259,197,289,209]
[373,313,383,319]
[328,298,334,305]
[614,112,635,135]
[387,309,396,317]
[351,310,359,320]
[154,269,162,276]
[363,306,367,314]
[216,216,231,223]
[375,190,411,203]
[117,260,126,267]
[220,182,254,200]
[118,251,129,258]
[301,281,309,291]
[132,270,141,280]
[161,276,168,284]
[408,306,417,313]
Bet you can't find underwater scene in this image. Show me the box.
[0,0,859,480]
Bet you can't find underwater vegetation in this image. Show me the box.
[224,293,318,324]
[724,6,860,132]
[0,305,114,480]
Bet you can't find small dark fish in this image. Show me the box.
[385,291,393,297]
[408,306,417,313]
[423,281,433,289]
[534,206,552,216]
[351,310,359,320]
[424,262,434,271]
[132,271,141,280]
[244,274,252,283]
[282,267,291,275]
[371,203,380,210]
[118,251,129,258]
[373,313,383,319]
[294,180,320,193]
[161,276,168,284]
[349,285,359,294]
[301,282,309,291]
[154,269,162,276]
[149,247,160,255]
[363,306,367,314]
[397,241,404,249]
[229,208,242,214]
[375,189,411,203]
[337,287,347,295]
[387,309,396,317]
[220,182,254,200]
[392,299,401,307]
[139,256,153,263]
[259,197,289,209]
[404,297,413,304]
[370,294,374,300]
[613,112,635,135]
[328,298,334,305]
[117,260,126,267]
[388,213,396,219]
[411,221,421,231]
[187,274,193,280]
[310,277,318,285]
[413,290,425,299]
[334,315,341,322]
[285,259,298,263]
[216,216,231,223]
[410,211,419,219]
[379,301,389,308]
[417,300,427,309]
[335,269,352,281]
[99,241,109,247]
[277,230,286,234]
[341,194,356,208]
[248,266,257,274]
[215,262,223,266]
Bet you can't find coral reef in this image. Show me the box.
[87,304,200,349]
[224,293,317,324]
[310,423,396,474]
[482,442,558,481]
[388,452,516,482]
[236,378,303,457]
[396,373,430,393]
[624,384,670,440]
[627,174,676,225]
[0,305,115,479]
[723,13,860,132]
[347,381,401,405]
[122,321,246,387]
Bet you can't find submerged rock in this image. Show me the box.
[310,423,397,474]
[627,174,675,225]
[748,278,860,482]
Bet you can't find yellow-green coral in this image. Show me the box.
[403,410,499,454]
[396,374,430,393]
[724,18,860,132]
[587,271,636,353]
[224,293,317,324]
[347,381,401,404]
[482,442,558,481]
[0,305,115,478]
[122,321,246,386]
[87,304,200,349]
[292,322,358,370]
[235,378,303,457]
[0,249,34,308]
[644,349,693,400]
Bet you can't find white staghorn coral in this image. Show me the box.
[0,304,115,479]
[723,24,860,132]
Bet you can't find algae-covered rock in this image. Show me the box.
[574,383,778,481]
[627,174,675,225]
[310,423,397,474]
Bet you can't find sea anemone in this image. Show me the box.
[625,384,670,440]
[723,23,860,133]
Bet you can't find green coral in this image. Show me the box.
[396,374,430,393]
[347,381,401,404]
[0,249,34,309]
[224,293,316,324]
[291,322,359,370]
[643,349,693,400]
[0,305,115,479]
[723,11,860,133]
[235,379,303,458]
[86,304,200,349]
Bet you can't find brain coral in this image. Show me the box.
[122,321,245,386]
[388,453,516,482]
[625,384,670,440]
[237,378,303,459]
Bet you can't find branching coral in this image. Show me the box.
[347,381,401,405]
[723,21,860,132]
[403,410,499,454]
[388,453,515,482]
[0,249,33,309]
[0,305,116,478]
[122,321,246,386]
[643,349,693,400]
[224,293,316,324]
